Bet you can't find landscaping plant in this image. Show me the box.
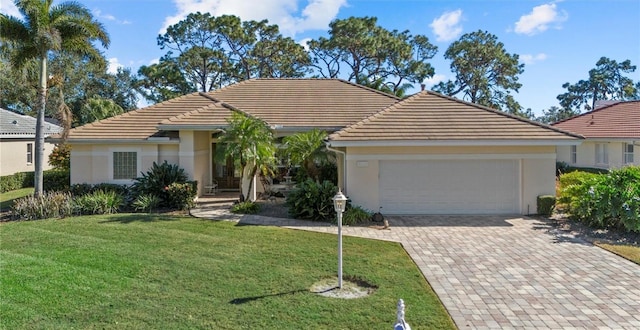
[131,161,189,204]
[286,179,339,222]
[230,201,260,214]
[132,194,161,213]
[11,191,73,220]
[342,205,373,225]
[73,190,123,215]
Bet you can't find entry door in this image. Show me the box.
[213,144,241,190]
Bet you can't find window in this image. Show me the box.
[26,143,33,164]
[595,143,608,165]
[624,143,634,164]
[570,145,577,164]
[113,151,137,180]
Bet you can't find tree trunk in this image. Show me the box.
[240,163,256,202]
[34,57,48,197]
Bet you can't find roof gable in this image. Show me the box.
[329,91,581,143]
[551,101,640,138]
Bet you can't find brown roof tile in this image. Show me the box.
[63,79,399,141]
[551,101,640,138]
[329,91,581,142]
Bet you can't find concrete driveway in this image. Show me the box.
[192,208,640,329]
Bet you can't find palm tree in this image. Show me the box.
[216,112,276,201]
[282,129,334,182]
[0,0,109,196]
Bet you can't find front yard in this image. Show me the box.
[0,214,454,329]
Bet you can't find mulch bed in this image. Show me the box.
[547,213,640,246]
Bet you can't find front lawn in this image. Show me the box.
[596,243,640,265]
[0,188,33,211]
[0,215,454,329]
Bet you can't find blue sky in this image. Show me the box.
[2,0,639,115]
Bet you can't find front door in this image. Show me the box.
[212,144,241,191]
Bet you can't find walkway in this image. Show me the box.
[191,207,640,329]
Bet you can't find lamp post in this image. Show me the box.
[333,189,347,289]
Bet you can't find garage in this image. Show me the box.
[379,159,520,214]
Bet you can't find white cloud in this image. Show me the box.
[93,9,131,25]
[514,2,568,35]
[161,0,347,36]
[520,53,548,65]
[422,74,447,89]
[107,58,123,74]
[430,9,463,42]
[298,37,312,51]
[0,0,21,17]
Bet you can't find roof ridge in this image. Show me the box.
[334,78,403,101]
[198,91,271,126]
[552,99,640,125]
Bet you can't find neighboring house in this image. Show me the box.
[552,100,639,170]
[1,108,63,176]
[57,79,581,215]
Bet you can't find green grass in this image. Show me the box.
[0,188,33,211]
[0,214,454,329]
[597,243,640,265]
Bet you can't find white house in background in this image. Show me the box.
[552,101,639,170]
[0,108,63,176]
[54,79,581,215]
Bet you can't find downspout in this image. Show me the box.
[325,142,347,193]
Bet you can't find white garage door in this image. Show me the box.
[379,159,519,214]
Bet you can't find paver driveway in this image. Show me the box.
[192,208,640,329]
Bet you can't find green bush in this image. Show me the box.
[559,166,640,232]
[231,201,260,214]
[131,161,189,204]
[342,205,372,225]
[0,171,34,192]
[43,169,70,192]
[286,179,339,222]
[11,191,73,220]
[73,190,123,215]
[166,181,197,210]
[48,143,71,169]
[557,171,599,209]
[536,195,555,217]
[132,194,161,213]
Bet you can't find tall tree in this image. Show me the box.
[216,112,276,201]
[308,16,437,95]
[147,12,309,100]
[0,0,109,196]
[536,106,580,124]
[79,97,124,126]
[433,30,524,113]
[557,57,638,112]
[135,60,195,103]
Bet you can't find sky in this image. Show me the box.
[1,0,639,115]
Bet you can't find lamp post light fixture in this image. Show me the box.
[333,189,347,289]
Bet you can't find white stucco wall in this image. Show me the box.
[0,139,57,176]
[557,140,638,170]
[344,145,558,215]
[69,142,180,185]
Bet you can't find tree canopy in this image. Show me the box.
[0,0,109,196]
[308,16,437,95]
[433,30,524,114]
[141,12,310,101]
[557,57,638,112]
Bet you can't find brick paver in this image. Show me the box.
[191,207,640,329]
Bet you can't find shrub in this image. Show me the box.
[557,171,599,209]
[11,191,73,220]
[231,201,260,214]
[536,195,555,217]
[166,181,197,210]
[0,171,34,192]
[48,143,71,169]
[43,169,70,192]
[342,205,372,225]
[131,161,189,204]
[559,166,640,232]
[73,190,123,215]
[286,179,339,222]
[132,194,161,213]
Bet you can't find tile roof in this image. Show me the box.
[1,108,62,138]
[64,79,400,141]
[551,101,640,138]
[329,91,581,142]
